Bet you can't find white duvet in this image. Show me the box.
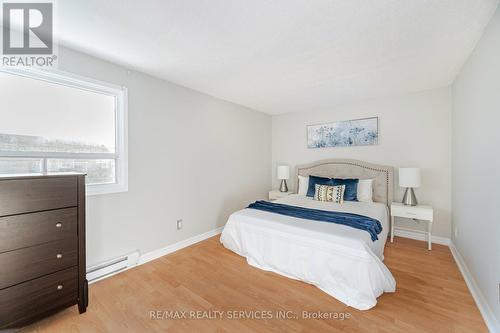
[220,194,396,310]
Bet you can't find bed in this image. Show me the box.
[220,159,396,310]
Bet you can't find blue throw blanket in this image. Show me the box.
[247,200,382,241]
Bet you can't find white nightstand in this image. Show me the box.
[390,202,434,250]
[269,190,292,201]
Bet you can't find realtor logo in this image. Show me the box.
[1,1,57,67]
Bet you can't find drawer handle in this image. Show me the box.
[57,285,63,290]
[406,212,417,215]
[56,253,63,259]
[55,223,62,228]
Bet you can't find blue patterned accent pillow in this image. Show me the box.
[314,184,346,203]
[306,175,334,197]
[332,178,359,201]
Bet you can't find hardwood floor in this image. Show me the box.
[21,236,487,333]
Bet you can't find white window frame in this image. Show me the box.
[0,67,128,196]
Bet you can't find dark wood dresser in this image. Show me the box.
[0,173,88,329]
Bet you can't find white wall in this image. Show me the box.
[452,6,500,330]
[58,47,271,266]
[272,88,452,238]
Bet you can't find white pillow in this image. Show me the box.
[357,179,374,203]
[297,175,309,196]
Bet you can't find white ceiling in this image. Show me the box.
[56,0,498,115]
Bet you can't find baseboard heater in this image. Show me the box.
[86,251,140,283]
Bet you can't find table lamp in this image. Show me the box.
[277,165,290,192]
[399,168,421,206]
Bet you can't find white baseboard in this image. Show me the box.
[449,242,500,333]
[86,226,499,332]
[88,227,224,284]
[393,229,450,245]
[395,231,498,332]
[138,226,224,265]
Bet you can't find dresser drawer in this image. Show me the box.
[0,208,77,253]
[0,177,77,216]
[391,204,433,221]
[0,266,78,329]
[0,238,77,290]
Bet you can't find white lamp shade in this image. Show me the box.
[399,168,421,188]
[277,165,290,180]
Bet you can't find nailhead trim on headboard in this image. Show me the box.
[296,159,394,205]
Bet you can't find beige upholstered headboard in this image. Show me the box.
[296,159,394,205]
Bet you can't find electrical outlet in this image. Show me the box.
[454,227,459,238]
[176,219,183,230]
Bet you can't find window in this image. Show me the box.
[0,68,128,195]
